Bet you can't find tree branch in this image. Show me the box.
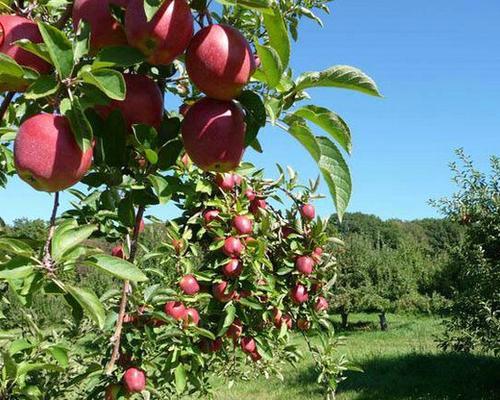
[0,92,15,122]
[42,192,60,273]
[105,204,145,375]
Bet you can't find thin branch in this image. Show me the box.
[105,204,146,375]
[42,192,60,273]
[0,92,15,122]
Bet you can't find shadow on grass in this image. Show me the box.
[296,352,500,400]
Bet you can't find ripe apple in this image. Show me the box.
[250,351,262,362]
[111,245,124,259]
[223,237,244,258]
[226,319,243,340]
[222,258,243,279]
[179,274,200,295]
[203,209,220,224]
[182,97,246,172]
[14,114,93,192]
[295,256,314,276]
[297,318,311,331]
[123,313,136,324]
[232,174,243,185]
[138,218,145,233]
[272,308,282,328]
[183,307,200,327]
[282,314,293,329]
[314,296,329,312]
[72,0,128,53]
[164,301,186,320]
[105,384,121,400]
[186,24,255,100]
[290,284,309,304]
[122,367,146,393]
[96,74,163,131]
[312,246,323,263]
[249,198,267,215]
[281,225,295,238]
[172,239,184,254]
[244,188,256,201]
[232,215,253,235]
[200,337,223,353]
[212,281,235,302]
[215,173,235,191]
[125,0,193,65]
[0,15,52,89]
[300,203,316,221]
[241,336,256,354]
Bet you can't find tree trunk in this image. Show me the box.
[341,312,349,329]
[379,312,388,331]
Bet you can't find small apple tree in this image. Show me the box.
[0,0,380,398]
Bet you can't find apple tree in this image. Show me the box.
[0,0,380,398]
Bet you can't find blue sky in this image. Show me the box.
[1,0,499,224]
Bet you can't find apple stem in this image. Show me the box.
[105,204,146,375]
[41,192,59,273]
[0,92,15,122]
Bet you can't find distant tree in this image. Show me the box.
[431,149,500,354]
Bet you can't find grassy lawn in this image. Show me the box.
[216,313,500,400]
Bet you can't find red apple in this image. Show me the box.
[0,15,52,90]
[14,114,93,192]
[241,336,256,354]
[125,0,193,65]
[186,24,255,100]
[183,307,200,327]
[222,258,243,279]
[300,204,316,221]
[272,308,282,328]
[281,225,295,238]
[123,314,136,324]
[314,296,329,312]
[164,301,186,320]
[212,281,235,302]
[138,218,145,233]
[179,274,200,295]
[232,215,253,235]
[250,351,262,362]
[72,0,128,53]
[244,188,256,201]
[282,314,293,329]
[312,246,323,263]
[122,367,146,393]
[111,245,124,259]
[297,318,310,331]
[232,174,243,185]
[249,198,267,215]
[96,74,163,131]
[172,239,184,254]
[223,237,244,258]
[226,319,243,340]
[203,209,220,224]
[179,104,191,117]
[182,97,246,172]
[215,173,235,191]
[295,256,314,276]
[290,284,309,304]
[200,337,223,353]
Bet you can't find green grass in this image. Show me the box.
[216,313,500,400]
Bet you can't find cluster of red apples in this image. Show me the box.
[1,0,256,192]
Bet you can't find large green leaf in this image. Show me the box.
[215,0,273,13]
[85,254,148,282]
[0,237,33,256]
[80,69,126,101]
[148,175,172,205]
[51,223,97,261]
[37,22,73,78]
[254,43,282,88]
[24,75,59,100]
[66,285,106,329]
[295,65,382,97]
[291,105,352,153]
[263,6,290,69]
[174,363,187,394]
[0,53,29,90]
[217,303,236,336]
[144,0,163,21]
[92,46,145,69]
[65,96,94,152]
[0,257,35,280]
[284,116,352,220]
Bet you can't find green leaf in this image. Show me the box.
[263,6,290,69]
[291,106,352,153]
[14,39,52,64]
[51,223,97,261]
[86,254,148,282]
[37,22,73,78]
[295,65,381,97]
[2,351,17,380]
[9,339,33,356]
[215,0,273,13]
[66,285,106,329]
[92,46,145,69]
[16,362,63,377]
[148,175,172,204]
[174,363,187,394]
[73,19,91,62]
[80,69,125,101]
[317,136,352,221]
[0,257,35,280]
[254,43,282,87]
[283,115,320,160]
[217,303,236,336]
[144,0,163,21]
[189,326,215,340]
[0,53,28,90]
[0,238,33,256]
[48,346,69,368]
[65,96,93,152]
[24,75,59,100]
[238,90,266,146]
